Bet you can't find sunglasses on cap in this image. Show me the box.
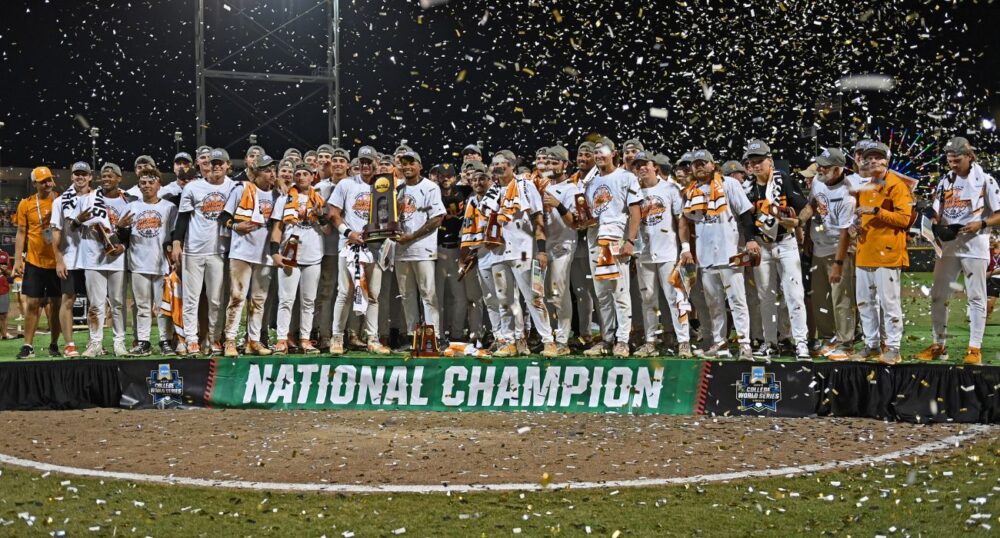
[491,157,510,166]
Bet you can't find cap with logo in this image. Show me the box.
[815,147,847,167]
[378,153,394,165]
[399,150,422,164]
[721,160,746,175]
[101,162,123,176]
[173,151,193,163]
[71,161,92,173]
[461,143,482,156]
[742,139,771,160]
[595,137,616,152]
[196,145,213,156]
[394,144,413,155]
[303,150,318,159]
[943,136,976,155]
[279,158,296,170]
[316,144,336,155]
[652,153,672,168]
[463,160,488,173]
[675,151,695,166]
[257,155,277,169]
[293,163,314,173]
[492,149,517,164]
[690,149,715,163]
[535,146,549,157]
[31,166,54,182]
[331,147,350,160]
[861,141,890,159]
[209,148,230,162]
[623,139,644,151]
[283,148,302,158]
[134,155,156,167]
[357,146,378,161]
[852,139,874,153]
[430,163,456,177]
[631,151,653,164]
[247,145,265,156]
[546,145,570,161]
[577,141,595,154]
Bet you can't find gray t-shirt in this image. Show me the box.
[126,199,177,275]
[179,177,234,256]
[224,183,278,265]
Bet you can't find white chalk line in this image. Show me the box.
[0,425,993,494]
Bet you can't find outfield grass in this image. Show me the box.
[0,432,996,535]
[2,272,997,364]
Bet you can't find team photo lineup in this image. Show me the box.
[11,134,1000,364]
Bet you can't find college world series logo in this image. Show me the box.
[736,366,781,413]
[147,363,184,408]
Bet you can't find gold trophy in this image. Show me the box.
[483,210,504,246]
[281,234,300,267]
[729,251,761,267]
[411,323,440,357]
[96,224,122,256]
[574,192,598,228]
[363,173,402,241]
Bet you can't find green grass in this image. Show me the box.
[0,434,997,535]
[2,271,997,363]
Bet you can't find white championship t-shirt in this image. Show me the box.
[396,177,446,262]
[638,179,683,264]
[932,166,1000,260]
[544,179,580,256]
[585,167,642,243]
[329,175,373,254]
[272,193,325,267]
[809,177,856,258]
[179,177,234,256]
[499,178,545,263]
[685,176,753,268]
[315,177,342,256]
[76,189,136,271]
[224,183,278,266]
[126,199,177,275]
[50,190,87,270]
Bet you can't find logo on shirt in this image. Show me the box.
[641,195,666,226]
[259,197,274,220]
[134,210,163,239]
[592,185,613,216]
[399,194,417,222]
[200,192,227,219]
[941,186,972,220]
[351,192,371,220]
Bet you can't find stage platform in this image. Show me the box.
[0,356,996,423]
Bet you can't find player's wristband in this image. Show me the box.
[536,239,547,252]
[269,241,280,256]
[555,203,569,216]
[343,228,353,239]
[337,223,348,234]
[680,242,691,253]
[625,238,635,245]
[834,259,844,266]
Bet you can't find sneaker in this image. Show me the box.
[493,342,518,357]
[634,342,658,357]
[302,341,321,354]
[129,341,152,357]
[82,341,104,358]
[113,341,129,357]
[48,343,61,357]
[753,342,776,359]
[738,343,753,361]
[795,342,811,360]
[825,345,853,362]
[392,340,412,354]
[367,339,391,355]
[516,338,530,356]
[329,335,345,355]
[16,344,34,360]
[160,341,175,356]
[702,342,730,358]
[878,347,901,365]
[175,341,188,356]
[187,341,202,356]
[914,343,947,361]
[210,341,224,356]
[851,346,880,361]
[347,333,365,350]
[273,340,288,355]
[63,342,80,358]
[963,347,982,366]
[224,340,239,357]
[678,342,693,358]
[582,341,609,357]
[541,342,560,357]
[613,342,630,358]
[553,343,571,356]
[244,341,270,356]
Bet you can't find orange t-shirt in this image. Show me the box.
[15,194,57,269]
[854,171,913,268]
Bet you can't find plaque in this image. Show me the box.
[574,192,598,228]
[363,173,402,241]
[483,210,503,246]
[281,234,300,267]
[97,224,122,256]
[729,251,761,268]
[411,323,440,357]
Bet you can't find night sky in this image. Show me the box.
[3,0,999,175]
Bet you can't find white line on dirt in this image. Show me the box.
[0,425,992,494]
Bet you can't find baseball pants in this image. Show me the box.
[85,269,126,345]
[224,259,273,343]
[131,272,167,343]
[277,263,321,342]
[396,259,440,335]
[478,261,522,342]
[545,245,576,345]
[182,253,225,344]
[701,265,751,346]
[930,256,988,348]
[753,236,809,345]
[856,266,903,349]
[332,256,383,340]
[810,254,856,345]
[636,260,690,344]
[493,258,553,343]
[587,245,632,344]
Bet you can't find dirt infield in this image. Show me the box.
[0,409,988,487]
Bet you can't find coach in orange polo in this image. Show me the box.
[13,167,63,359]
[852,142,914,365]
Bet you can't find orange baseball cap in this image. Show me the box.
[31,166,54,182]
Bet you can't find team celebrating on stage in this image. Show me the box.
[12,134,1000,364]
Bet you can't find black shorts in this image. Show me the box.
[61,269,87,296]
[22,262,61,299]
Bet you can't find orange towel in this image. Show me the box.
[282,186,326,224]
[593,238,621,281]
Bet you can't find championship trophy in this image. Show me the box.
[574,192,598,228]
[411,323,440,357]
[97,224,122,256]
[483,210,503,246]
[363,173,402,241]
[281,234,300,267]
[730,251,761,267]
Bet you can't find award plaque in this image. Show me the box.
[574,192,598,228]
[363,173,402,241]
[729,251,761,268]
[97,224,122,256]
[281,234,300,267]
[411,323,440,357]
[483,210,503,246]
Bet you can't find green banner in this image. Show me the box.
[208,357,702,415]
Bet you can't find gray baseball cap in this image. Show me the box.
[257,155,277,169]
[577,141,595,154]
[278,158,296,170]
[652,153,672,168]
[535,146,549,157]
[356,146,378,161]
[462,143,482,156]
[394,143,413,155]
[463,160,488,173]
[173,151,193,163]
[196,145,213,156]
[852,139,874,153]
[631,151,654,164]
[293,163,314,173]
[742,139,771,160]
[595,137,616,152]
[331,147,350,160]
[492,149,517,164]
[815,147,847,167]
[283,148,302,158]
[399,150,422,164]
[100,162,122,176]
[134,155,156,167]
[623,139,644,151]
[721,160,747,175]
[247,145,265,156]
[943,136,976,155]
[209,148,230,162]
[861,141,890,159]
[71,161,92,173]
[690,149,715,163]
[316,144,336,155]
[546,145,570,161]
[676,151,695,166]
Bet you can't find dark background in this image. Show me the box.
[3,0,999,173]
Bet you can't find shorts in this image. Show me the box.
[0,294,8,314]
[61,269,87,296]
[22,262,60,299]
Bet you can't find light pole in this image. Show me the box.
[89,127,100,171]
[174,131,183,155]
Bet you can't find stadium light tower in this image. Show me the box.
[194,0,341,149]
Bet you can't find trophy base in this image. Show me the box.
[576,218,598,229]
[411,324,440,357]
[363,223,402,242]
[282,259,299,268]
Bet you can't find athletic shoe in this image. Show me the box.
[186,341,202,356]
[160,341,175,356]
[493,342,518,357]
[113,341,129,357]
[633,342,658,357]
[702,343,730,358]
[796,342,811,360]
[347,333,365,350]
[963,347,982,366]
[129,341,152,357]
[63,342,80,358]
[552,343,571,356]
[367,339,391,355]
[16,344,34,360]
[48,343,61,357]
[516,338,530,356]
[244,341,270,356]
[878,347,901,365]
[850,346,880,361]
[302,341,321,354]
[753,342,776,359]
[175,341,188,356]
[541,342,560,357]
[914,343,947,361]
[328,335,345,355]
[316,338,330,351]
[733,343,749,361]
[224,340,239,357]
[272,340,288,355]
[825,345,853,362]
[392,341,412,354]
[210,341,224,356]
[582,341,609,357]
[82,341,104,358]
[613,342,630,358]
[678,342,693,358]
